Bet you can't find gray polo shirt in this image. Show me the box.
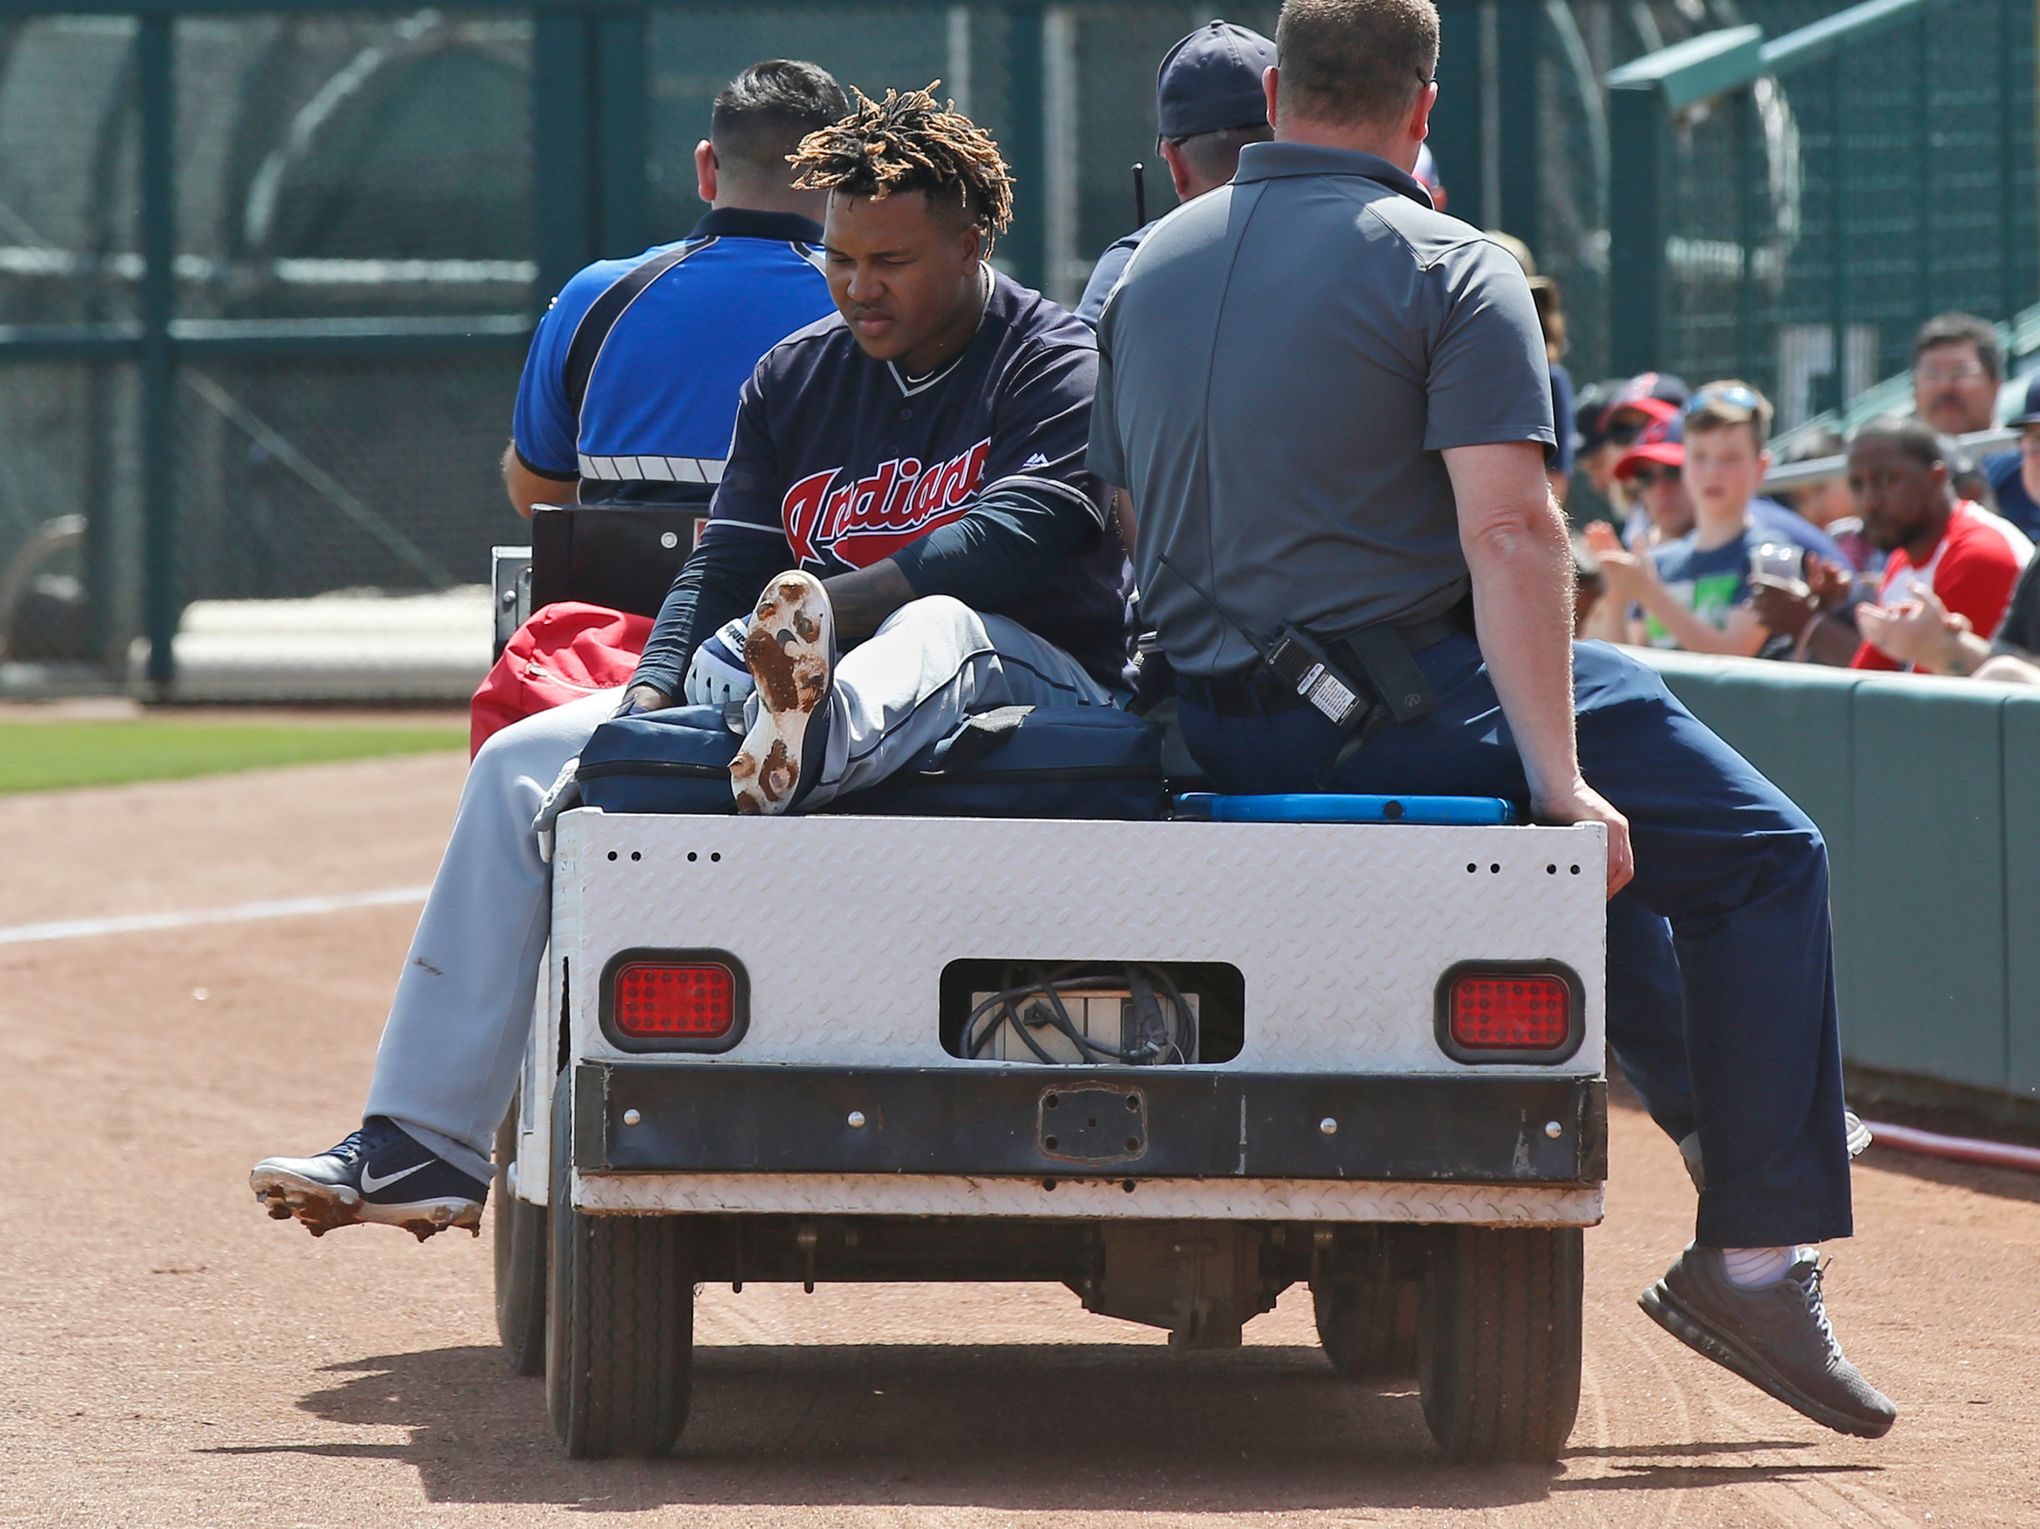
[1088,141,1554,677]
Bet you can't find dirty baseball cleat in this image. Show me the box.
[1640,1244,1896,1438]
[1679,1109,1872,1191]
[250,1117,487,1241]
[731,569,835,815]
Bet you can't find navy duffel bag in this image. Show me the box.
[850,704,1163,820]
[576,704,740,816]
[575,703,1163,820]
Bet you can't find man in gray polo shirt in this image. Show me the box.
[1090,0,1894,1442]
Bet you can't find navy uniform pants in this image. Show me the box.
[1176,635,1851,1250]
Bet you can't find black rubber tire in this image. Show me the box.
[1416,1226,1583,1463]
[491,1092,548,1377]
[544,1068,693,1459]
[1313,1262,1421,1379]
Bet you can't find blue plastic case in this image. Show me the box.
[1172,792,1518,826]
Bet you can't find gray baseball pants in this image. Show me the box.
[363,595,1122,1179]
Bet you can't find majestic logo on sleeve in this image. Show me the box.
[782,437,991,567]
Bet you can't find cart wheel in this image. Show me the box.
[1313,1259,1420,1379]
[544,1067,693,1458]
[1416,1226,1582,1462]
[491,1091,547,1377]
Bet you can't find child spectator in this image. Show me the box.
[1849,417,2034,670]
[1586,382,1780,656]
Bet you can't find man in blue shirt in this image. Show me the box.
[1072,20,1275,328]
[502,60,847,513]
[1983,374,2040,540]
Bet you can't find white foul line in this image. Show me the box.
[0,886,430,947]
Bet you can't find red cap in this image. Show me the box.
[1612,413,1684,480]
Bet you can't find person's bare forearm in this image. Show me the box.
[501,442,575,520]
[821,559,917,645]
[1463,496,1581,802]
[1923,627,1994,676]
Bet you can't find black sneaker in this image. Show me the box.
[250,1117,487,1241]
[1679,1109,1872,1191]
[1640,1244,1896,1438]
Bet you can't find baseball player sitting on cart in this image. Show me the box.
[251,86,1135,1236]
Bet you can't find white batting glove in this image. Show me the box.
[532,754,581,864]
[684,616,755,708]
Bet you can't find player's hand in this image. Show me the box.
[615,682,674,719]
[1533,776,1634,899]
[683,617,756,708]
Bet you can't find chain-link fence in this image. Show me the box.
[1,1,2033,692]
[1627,0,2038,427]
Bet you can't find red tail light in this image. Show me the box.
[601,951,748,1051]
[1436,964,1581,1062]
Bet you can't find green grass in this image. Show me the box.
[0,719,466,795]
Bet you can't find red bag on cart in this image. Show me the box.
[470,600,652,755]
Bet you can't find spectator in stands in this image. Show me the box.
[1911,311,2001,506]
[1584,383,1781,656]
[1770,428,1876,574]
[1576,412,1684,642]
[1848,417,2034,670]
[1413,141,1446,209]
[1073,20,1274,327]
[1912,311,2002,437]
[1490,232,1574,504]
[1982,374,2040,540]
[1841,553,2040,681]
[1565,378,1627,526]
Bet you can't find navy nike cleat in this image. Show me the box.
[250,1117,487,1241]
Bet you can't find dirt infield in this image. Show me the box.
[2,754,2036,1526]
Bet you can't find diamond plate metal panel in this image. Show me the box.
[552,813,1607,1076]
[571,1169,1603,1226]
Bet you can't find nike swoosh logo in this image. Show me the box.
[359,1160,430,1194]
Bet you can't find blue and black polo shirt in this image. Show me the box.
[511,208,835,505]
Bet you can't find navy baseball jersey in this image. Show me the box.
[633,269,1134,695]
[511,207,834,505]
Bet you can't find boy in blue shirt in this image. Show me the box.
[1594,382,1782,656]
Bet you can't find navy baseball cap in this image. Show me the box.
[1156,20,1276,140]
[2007,372,2040,428]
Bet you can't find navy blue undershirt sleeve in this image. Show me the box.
[628,366,790,697]
[890,479,1100,607]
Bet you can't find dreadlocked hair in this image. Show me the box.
[790,84,1014,247]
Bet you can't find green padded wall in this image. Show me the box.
[1849,677,2009,1090]
[2003,700,2040,1101]
[1645,653,2038,1104]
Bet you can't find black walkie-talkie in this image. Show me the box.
[1157,554,1373,731]
[1132,162,1147,227]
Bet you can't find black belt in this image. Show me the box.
[1174,607,1470,717]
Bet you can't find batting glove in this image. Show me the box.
[684,616,755,708]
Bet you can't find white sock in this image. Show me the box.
[1721,1246,1798,1287]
